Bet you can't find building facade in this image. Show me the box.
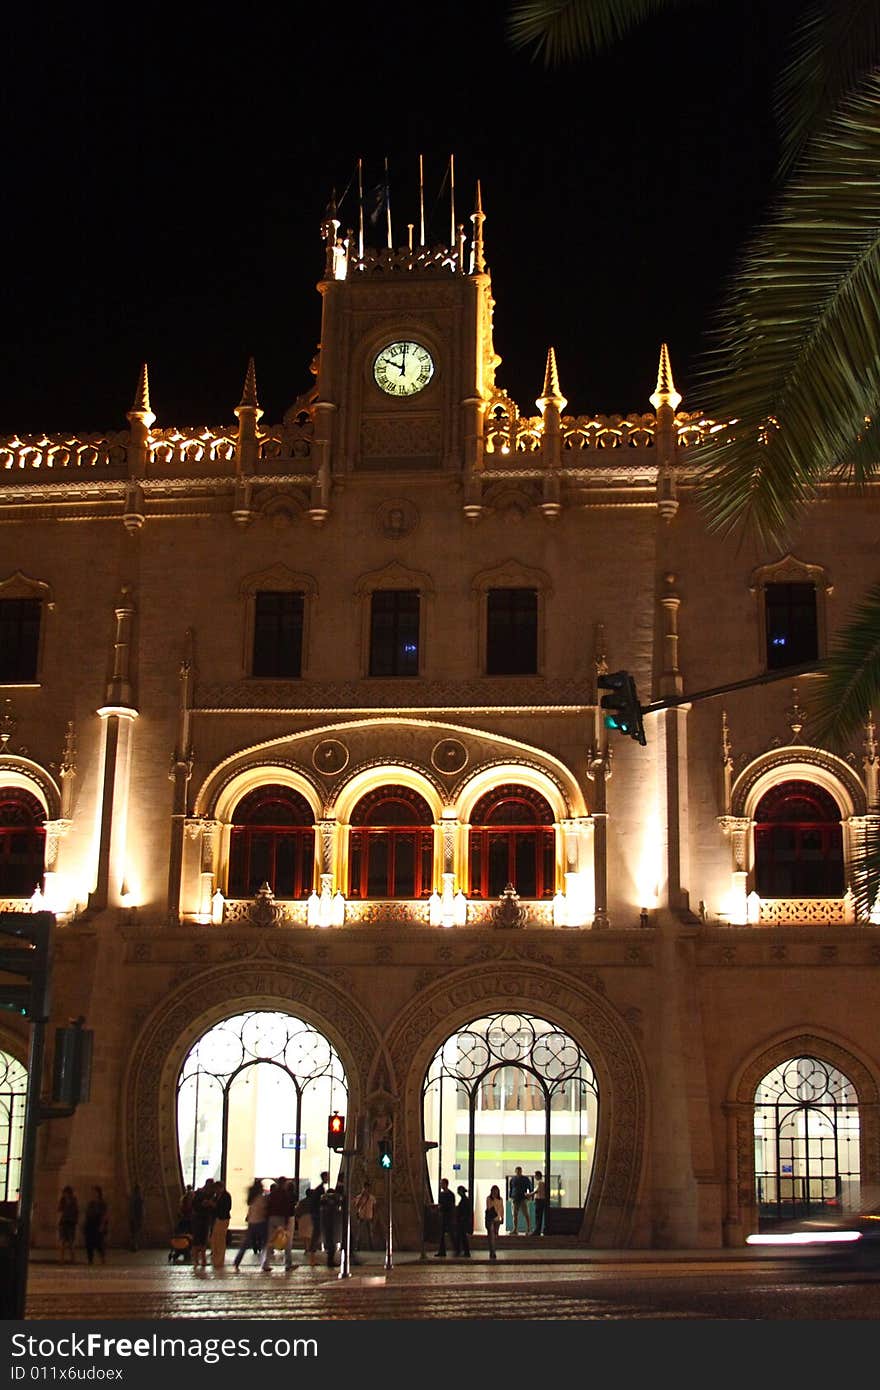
[2,191,879,1250]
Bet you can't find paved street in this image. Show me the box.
[18,1247,880,1321]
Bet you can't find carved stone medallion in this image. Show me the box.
[430,737,468,775]
[375,498,419,540]
[312,739,350,775]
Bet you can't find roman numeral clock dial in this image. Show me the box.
[373,340,434,397]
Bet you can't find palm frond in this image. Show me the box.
[809,583,880,749]
[506,0,685,64]
[845,820,880,922]
[694,73,880,550]
[776,0,880,173]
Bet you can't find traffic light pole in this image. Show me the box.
[641,661,820,716]
[384,1166,393,1270]
[14,1012,46,1320]
[338,1145,353,1280]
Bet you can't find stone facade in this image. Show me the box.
[2,199,879,1250]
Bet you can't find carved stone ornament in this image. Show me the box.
[430,738,468,775]
[244,882,285,928]
[375,498,419,540]
[492,883,527,929]
[312,739,350,775]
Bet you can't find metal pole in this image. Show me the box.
[384,1167,393,1270]
[642,661,820,715]
[338,1147,352,1279]
[14,1015,45,1320]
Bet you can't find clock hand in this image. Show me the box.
[398,343,409,376]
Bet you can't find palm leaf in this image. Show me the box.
[809,583,880,749]
[506,0,686,64]
[694,73,880,550]
[776,0,880,172]
[847,821,880,922]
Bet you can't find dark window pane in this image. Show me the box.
[367,835,390,897]
[488,834,510,897]
[275,837,296,897]
[394,833,416,897]
[252,591,304,678]
[0,599,41,683]
[486,588,538,675]
[369,590,419,677]
[765,583,817,670]
[515,833,537,898]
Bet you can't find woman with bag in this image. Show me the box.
[485,1184,504,1260]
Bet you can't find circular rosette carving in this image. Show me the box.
[431,738,468,775]
[375,498,419,540]
[312,739,350,775]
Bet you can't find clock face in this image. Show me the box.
[373,341,434,397]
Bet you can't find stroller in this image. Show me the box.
[168,1229,192,1264]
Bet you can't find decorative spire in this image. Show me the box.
[536,346,567,415]
[237,357,261,412]
[649,342,682,412]
[128,363,156,428]
[469,180,486,274]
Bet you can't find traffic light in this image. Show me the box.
[0,911,54,1019]
[598,670,647,746]
[52,1019,94,1105]
[327,1111,345,1151]
[378,1139,392,1170]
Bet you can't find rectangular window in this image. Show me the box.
[252,591,304,678]
[765,583,818,670]
[486,588,538,675]
[369,590,420,677]
[0,599,41,683]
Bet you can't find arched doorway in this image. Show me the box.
[0,1049,27,1208]
[468,786,555,899]
[348,785,434,900]
[0,789,45,898]
[754,781,844,899]
[754,1055,860,1224]
[423,1012,598,1235]
[227,785,315,899]
[176,1011,347,1224]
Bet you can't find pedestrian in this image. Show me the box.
[57,1185,78,1263]
[509,1166,533,1234]
[261,1177,297,1273]
[320,1180,340,1268]
[533,1171,547,1236]
[435,1176,455,1257]
[485,1184,504,1260]
[455,1185,472,1257]
[127,1184,144,1252]
[83,1186,108,1265]
[233,1179,268,1269]
[305,1172,328,1266]
[176,1186,194,1236]
[189,1179,215,1269]
[353,1179,376,1253]
[211,1180,232,1268]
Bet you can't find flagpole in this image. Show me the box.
[419,154,425,247]
[358,158,365,261]
[385,156,392,250]
[449,153,455,249]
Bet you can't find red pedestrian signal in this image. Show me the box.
[327,1111,345,1151]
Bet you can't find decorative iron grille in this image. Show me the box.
[0,1050,27,1205]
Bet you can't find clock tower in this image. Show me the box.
[311,182,498,477]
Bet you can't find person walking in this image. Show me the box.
[305,1172,328,1266]
[233,1179,268,1269]
[353,1179,376,1255]
[189,1180,215,1269]
[320,1180,340,1268]
[83,1186,108,1265]
[261,1177,291,1273]
[57,1186,78,1263]
[509,1166,533,1235]
[210,1180,232,1268]
[455,1185,472,1257]
[176,1186,194,1236]
[435,1176,456,1257]
[533,1171,547,1236]
[127,1184,144,1252]
[485,1184,504,1260]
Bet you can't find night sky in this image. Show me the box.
[2,1,800,436]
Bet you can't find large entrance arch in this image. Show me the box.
[177,1011,348,1223]
[727,1033,880,1243]
[383,964,647,1249]
[423,1012,598,1234]
[123,960,380,1243]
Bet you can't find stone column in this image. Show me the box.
[89,592,138,912]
